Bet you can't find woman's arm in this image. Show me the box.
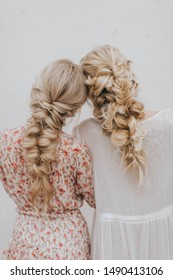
[75,142,95,208]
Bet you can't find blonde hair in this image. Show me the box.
[81,45,146,184]
[22,59,87,210]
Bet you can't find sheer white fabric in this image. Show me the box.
[72,109,173,259]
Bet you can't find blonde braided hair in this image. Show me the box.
[81,45,146,184]
[22,59,87,210]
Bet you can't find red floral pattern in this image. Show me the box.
[0,126,95,259]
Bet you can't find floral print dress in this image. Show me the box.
[0,126,95,260]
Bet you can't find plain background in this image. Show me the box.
[0,0,173,253]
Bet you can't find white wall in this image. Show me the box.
[0,0,173,252]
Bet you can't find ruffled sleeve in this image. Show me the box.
[75,143,95,208]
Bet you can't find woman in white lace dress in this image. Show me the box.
[73,45,173,259]
[0,59,95,259]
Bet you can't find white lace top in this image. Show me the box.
[73,109,173,259]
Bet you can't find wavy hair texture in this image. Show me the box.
[80,45,146,184]
[22,59,87,211]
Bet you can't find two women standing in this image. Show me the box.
[1,46,173,259]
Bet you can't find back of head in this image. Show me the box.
[81,45,146,184]
[23,59,86,211]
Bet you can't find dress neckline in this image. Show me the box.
[142,109,171,123]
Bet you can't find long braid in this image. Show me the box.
[81,45,146,184]
[23,60,87,210]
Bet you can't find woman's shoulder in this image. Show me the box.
[73,118,101,136]
[162,109,173,121]
[60,131,90,154]
[0,125,25,142]
[0,126,25,156]
[142,109,173,127]
[75,117,99,129]
[72,118,103,144]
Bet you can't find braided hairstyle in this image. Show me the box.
[81,45,146,184]
[22,59,87,210]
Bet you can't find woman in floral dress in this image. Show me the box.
[0,59,95,260]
